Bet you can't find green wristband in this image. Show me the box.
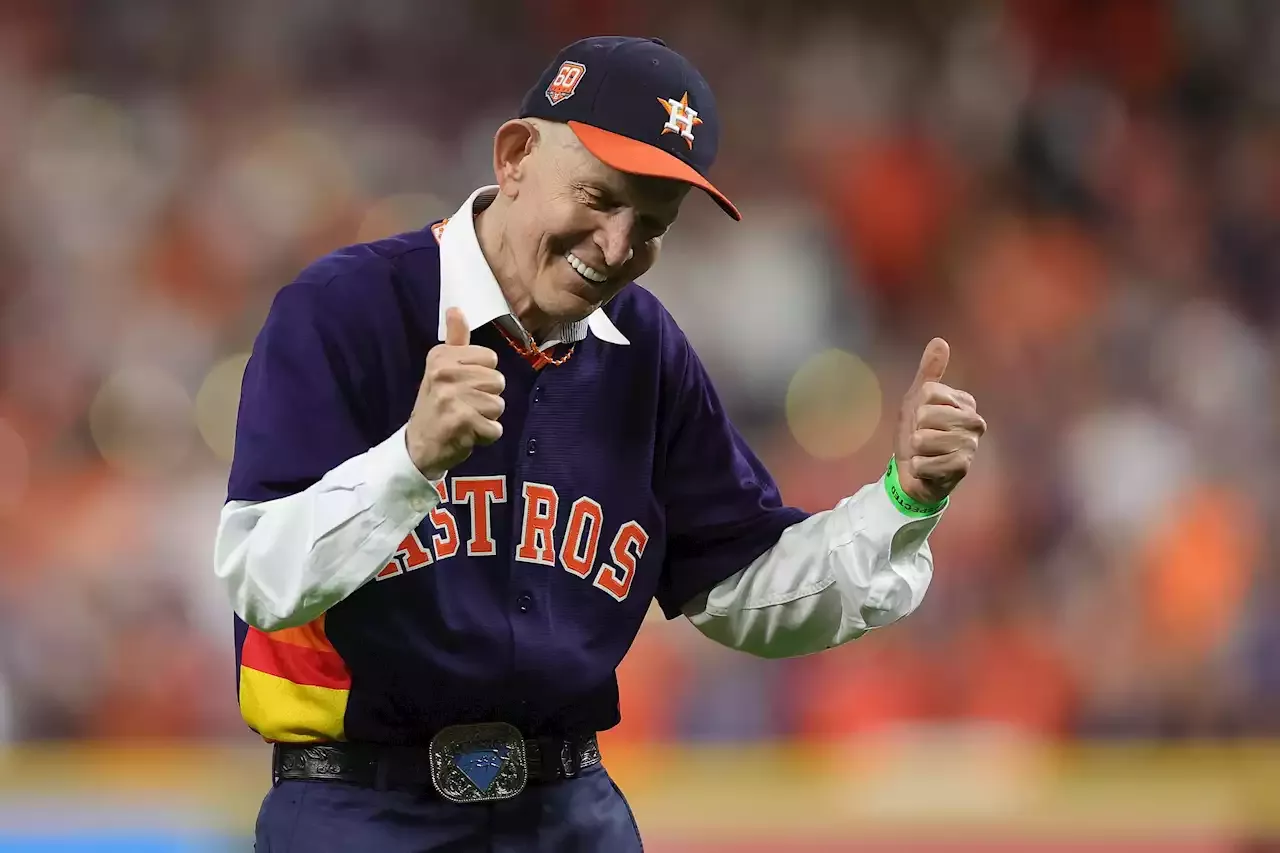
[884,456,948,517]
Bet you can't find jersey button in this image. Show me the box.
[532,387,541,403]
[517,594,533,612]
[526,439,537,455]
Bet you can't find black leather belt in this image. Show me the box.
[272,734,601,793]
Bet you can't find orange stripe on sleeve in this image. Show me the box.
[241,627,352,691]
[261,614,336,652]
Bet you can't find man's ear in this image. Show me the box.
[493,120,538,199]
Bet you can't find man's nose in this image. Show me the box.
[596,211,636,268]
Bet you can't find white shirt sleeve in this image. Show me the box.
[213,425,443,632]
[682,475,942,658]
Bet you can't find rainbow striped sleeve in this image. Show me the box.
[238,614,351,742]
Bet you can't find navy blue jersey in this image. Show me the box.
[227,215,809,745]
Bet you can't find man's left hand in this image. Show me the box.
[893,338,986,506]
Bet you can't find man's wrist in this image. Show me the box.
[884,456,948,517]
[403,430,447,482]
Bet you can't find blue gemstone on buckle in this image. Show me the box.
[454,745,510,793]
[430,723,527,803]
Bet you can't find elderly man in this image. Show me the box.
[215,35,984,853]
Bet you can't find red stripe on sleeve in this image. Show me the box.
[241,627,352,690]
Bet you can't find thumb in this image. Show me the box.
[444,307,470,347]
[912,337,950,389]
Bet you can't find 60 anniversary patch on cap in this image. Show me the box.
[520,36,739,221]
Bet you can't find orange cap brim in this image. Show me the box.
[567,121,741,221]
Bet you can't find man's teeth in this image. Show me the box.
[566,252,607,283]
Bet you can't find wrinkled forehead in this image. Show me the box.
[559,137,690,215]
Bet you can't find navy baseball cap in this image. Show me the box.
[519,36,740,221]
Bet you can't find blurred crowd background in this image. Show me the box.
[1,0,1279,769]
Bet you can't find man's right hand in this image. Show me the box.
[406,307,506,478]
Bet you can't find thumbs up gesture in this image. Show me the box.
[893,338,986,506]
[406,308,506,479]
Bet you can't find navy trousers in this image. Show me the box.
[253,761,644,852]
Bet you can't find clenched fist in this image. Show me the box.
[406,307,506,479]
[893,338,985,506]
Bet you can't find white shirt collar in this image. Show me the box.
[435,186,629,347]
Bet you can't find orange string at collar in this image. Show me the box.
[493,322,576,370]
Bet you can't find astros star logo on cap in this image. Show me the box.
[657,92,702,148]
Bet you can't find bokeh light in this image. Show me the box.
[195,353,251,463]
[212,127,359,252]
[784,349,882,459]
[27,93,139,188]
[24,92,158,262]
[88,367,195,476]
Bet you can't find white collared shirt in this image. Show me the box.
[213,186,942,658]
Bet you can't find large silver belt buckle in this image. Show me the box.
[429,722,528,804]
